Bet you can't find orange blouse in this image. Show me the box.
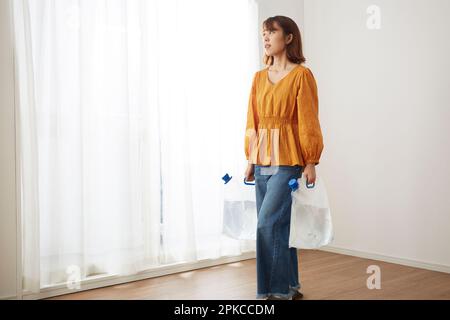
[244,64,324,166]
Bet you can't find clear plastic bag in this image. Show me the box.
[221,173,257,240]
[288,175,334,249]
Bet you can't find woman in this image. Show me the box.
[244,16,324,300]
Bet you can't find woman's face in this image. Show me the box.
[262,22,290,57]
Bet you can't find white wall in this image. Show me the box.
[0,0,19,299]
[305,0,450,269]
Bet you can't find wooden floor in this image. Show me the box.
[47,250,450,300]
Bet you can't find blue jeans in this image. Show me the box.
[254,164,303,299]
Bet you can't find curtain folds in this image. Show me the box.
[11,0,260,293]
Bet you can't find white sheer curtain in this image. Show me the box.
[12,0,260,293]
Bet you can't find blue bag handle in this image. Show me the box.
[243,177,255,185]
[306,179,315,188]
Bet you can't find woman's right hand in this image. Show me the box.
[245,163,255,182]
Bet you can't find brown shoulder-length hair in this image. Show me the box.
[262,16,306,66]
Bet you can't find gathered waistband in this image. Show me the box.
[258,116,298,125]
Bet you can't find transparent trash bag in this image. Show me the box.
[288,175,334,249]
[221,173,257,240]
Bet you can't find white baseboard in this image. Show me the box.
[319,245,450,274]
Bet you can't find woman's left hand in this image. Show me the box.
[302,163,316,185]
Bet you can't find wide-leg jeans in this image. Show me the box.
[254,164,303,299]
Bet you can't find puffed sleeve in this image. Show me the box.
[245,71,259,161]
[296,68,324,166]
